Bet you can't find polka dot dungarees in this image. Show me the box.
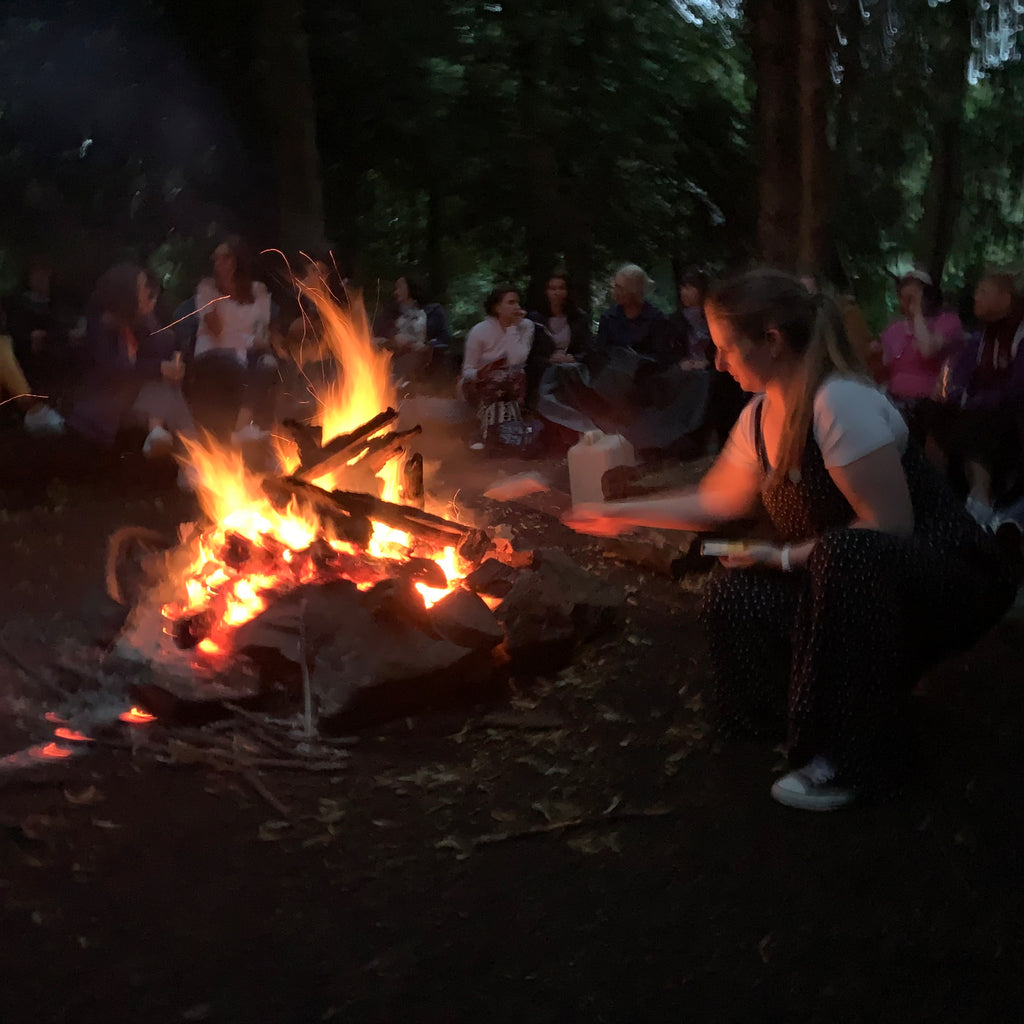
[700,397,1018,793]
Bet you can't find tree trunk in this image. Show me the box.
[915,0,972,284]
[425,182,448,302]
[749,0,832,272]
[797,0,830,273]
[750,0,801,268]
[257,0,326,252]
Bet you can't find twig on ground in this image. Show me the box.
[242,769,291,817]
[473,807,680,847]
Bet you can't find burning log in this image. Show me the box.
[293,407,398,480]
[403,452,424,509]
[306,424,423,485]
[325,489,473,548]
[261,477,373,548]
[280,419,323,467]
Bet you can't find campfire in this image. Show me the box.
[113,287,498,726]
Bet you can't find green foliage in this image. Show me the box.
[0,0,1021,327]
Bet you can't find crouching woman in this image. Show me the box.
[565,270,1018,810]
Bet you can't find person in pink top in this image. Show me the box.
[878,270,963,438]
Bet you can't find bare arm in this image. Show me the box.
[828,443,913,536]
[563,452,762,535]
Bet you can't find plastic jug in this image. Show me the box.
[567,430,636,506]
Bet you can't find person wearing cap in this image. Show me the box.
[877,269,964,440]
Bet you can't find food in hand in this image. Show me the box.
[700,540,752,558]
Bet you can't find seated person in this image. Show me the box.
[527,272,591,397]
[69,264,185,449]
[190,236,275,441]
[878,270,963,439]
[459,285,536,449]
[0,310,65,433]
[591,264,675,370]
[2,257,73,403]
[554,264,705,454]
[932,271,1024,526]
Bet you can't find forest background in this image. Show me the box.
[1,0,1023,337]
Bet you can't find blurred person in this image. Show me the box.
[68,264,183,449]
[932,271,1024,526]
[0,308,65,433]
[2,256,72,398]
[565,270,1017,809]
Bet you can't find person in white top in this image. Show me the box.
[189,236,276,442]
[459,286,536,447]
[565,269,1016,811]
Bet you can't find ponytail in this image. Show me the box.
[707,271,869,483]
[775,294,864,480]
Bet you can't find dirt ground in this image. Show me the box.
[1,420,1023,1024]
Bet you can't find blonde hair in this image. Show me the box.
[706,269,868,481]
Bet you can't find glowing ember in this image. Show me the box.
[53,728,93,744]
[154,286,470,665]
[44,712,68,725]
[119,706,156,725]
[31,743,74,760]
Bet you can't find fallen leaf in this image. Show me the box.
[490,809,519,823]
[91,819,123,830]
[532,799,583,823]
[567,831,621,855]
[258,820,291,842]
[64,786,103,806]
[301,833,335,849]
[435,835,474,860]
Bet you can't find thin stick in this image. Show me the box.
[242,769,291,816]
[473,807,680,847]
[299,597,314,738]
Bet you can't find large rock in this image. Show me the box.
[428,588,504,651]
[235,579,487,727]
[499,548,624,667]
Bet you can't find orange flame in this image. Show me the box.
[31,742,74,760]
[54,728,92,743]
[161,287,467,663]
[119,707,156,725]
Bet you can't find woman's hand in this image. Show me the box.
[204,306,223,337]
[718,543,785,571]
[562,503,633,538]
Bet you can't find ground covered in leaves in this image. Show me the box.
[1,428,1023,1024]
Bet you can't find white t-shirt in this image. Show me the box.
[461,316,535,380]
[723,375,909,474]
[194,278,272,363]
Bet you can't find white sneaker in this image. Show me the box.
[23,404,65,435]
[966,496,995,529]
[770,755,855,811]
[469,441,486,451]
[142,425,174,459]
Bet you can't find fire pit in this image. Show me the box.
[112,290,501,728]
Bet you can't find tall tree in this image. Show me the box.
[748,0,832,272]
[257,0,325,252]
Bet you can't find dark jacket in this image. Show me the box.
[593,301,678,370]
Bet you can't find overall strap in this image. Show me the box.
[752,396,770,475]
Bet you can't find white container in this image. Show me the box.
[567,430,636,506]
